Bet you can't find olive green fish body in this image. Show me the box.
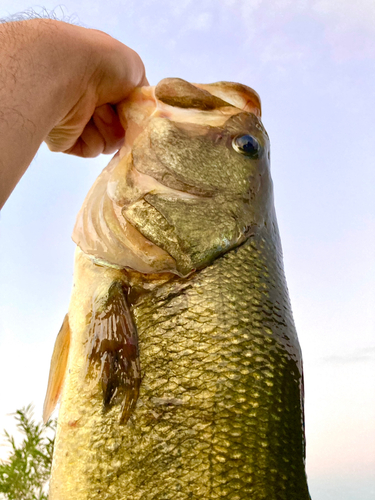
[46,79,311,499]
[50,232,309,499]
[119,231,308,499]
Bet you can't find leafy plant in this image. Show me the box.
[0,406,56,500]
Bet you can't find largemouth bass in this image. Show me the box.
[44,78,311,499]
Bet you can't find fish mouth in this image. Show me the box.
[72,78,269,276]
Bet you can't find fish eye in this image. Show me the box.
[232,134,260,158]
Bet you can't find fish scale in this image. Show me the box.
[128,233,307,499]
[49,229,310,499]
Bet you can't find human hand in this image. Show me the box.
[0,19,147,208]
[44,24,148,158]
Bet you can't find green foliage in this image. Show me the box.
[0,406,56,500]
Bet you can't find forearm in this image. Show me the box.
[0,19,94,208]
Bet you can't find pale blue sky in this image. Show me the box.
[0,1,374,499]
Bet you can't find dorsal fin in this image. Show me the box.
[43,314,71,423]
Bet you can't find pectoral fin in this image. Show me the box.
[85,282,141,424]
[43,314,71,423]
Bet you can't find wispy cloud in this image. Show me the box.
[312,0,375,33]
[322,347,375,364]
[311,0,375,60]
[186,12,213,31]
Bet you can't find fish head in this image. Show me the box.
[73,78,274,277]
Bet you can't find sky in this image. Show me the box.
[0,1,374,498]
